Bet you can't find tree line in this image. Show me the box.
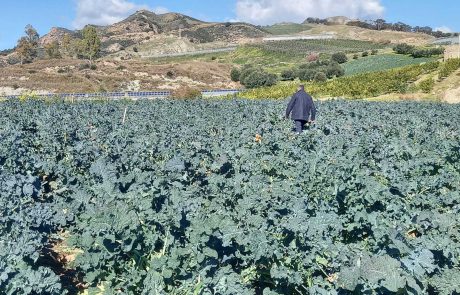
[304,18,457,38]
[14,24,101,65]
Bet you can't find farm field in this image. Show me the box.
[255,39,387,57]
[1,99,459,294]
[261,23,313,35]
[343,54,436,76]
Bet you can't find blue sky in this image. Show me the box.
[1,0,459,50]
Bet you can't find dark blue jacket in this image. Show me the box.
[285,90,316,121]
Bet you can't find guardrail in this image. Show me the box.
[3,91,171,100]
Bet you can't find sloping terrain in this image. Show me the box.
[307,24,434,45]
[0,58,238,95]
[38,10,267,56]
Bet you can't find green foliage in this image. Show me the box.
[438,58,460,79]
[15,24,40,64]
[419,77,435,93]
[45,41,61,59]
[394,43,445,58]
[280,69,296,81]
[411,47,445,58]
[230,68,241,82]
[242,70,278,88]
[331,52,348,64]
[254,39,386,57]
[362,51,369,57]
[1,99,460,294]
[79,26,101,63]
[242,61,440,99]
[343,54,436,76]
[313,71,327,82]
[262,23,313,35]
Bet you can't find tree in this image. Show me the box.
[61,33,73,57]
[79,26,101,64]
[375,19,387,31]
[331,52,348,64]
[230,68,241,82]
[15,24,39,64]
[45,41,61,59]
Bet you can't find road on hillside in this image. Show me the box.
[140,47,238,58]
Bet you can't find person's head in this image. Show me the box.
[298,84,305,92]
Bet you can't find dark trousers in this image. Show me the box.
[294,120,307,133]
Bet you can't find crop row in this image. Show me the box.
[1,99,460,294]
[240,61,441,99]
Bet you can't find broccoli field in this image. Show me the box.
[1,99,460,294]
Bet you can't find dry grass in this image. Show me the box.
[0,58,239,94]
[308,24,434,45]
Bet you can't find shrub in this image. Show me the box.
[28,70,37,74]
[230,68,241,82]
[211,56,217,61]
[90,64,97,70]
[133,47,139,53]
[241,70,277,89]
[79,63,91,70]
[362,51,369,57]
[331,52,348,64]
[313,71,327,82]
[439,58,460,79]
[411,47,445,58]
[297,69,317,81]
[419,78,435,93]
[371,49,379,55]
[281,69,297,81]
[166,70,176,79]
[239,66,256,84]
[116,65,126,71]
[393,43,415,55]
[57,68,65,74]
[325,63,345,78]
[353,54,359,60]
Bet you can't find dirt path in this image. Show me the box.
[443,87,460,104]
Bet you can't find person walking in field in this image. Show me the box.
[285,85,316,133]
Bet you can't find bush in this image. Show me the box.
[57,68,66,74]
[241,70,277,89]
[211,56,217,61]
[297,69,317,81]
[90,64,97,70]
[281,69,297,81]
[313,71,327,82]
[79,63,91,71]
[353,54,359,60]
[331,52,348,64]
[393,43,415,55]
[239,66,256,84]
[439,58,460,79]
[133,47,139,53]
[166,70,176,79]
[326,63,345,78]
[371,49,379,55]
[362,51,369,57]
[230,68,241,82]
[419,78,435,93]
[411,47,445,58]
[116,65,126,71]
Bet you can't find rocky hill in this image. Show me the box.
[38,10,268,55]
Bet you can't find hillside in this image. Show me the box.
[38,10,267,56]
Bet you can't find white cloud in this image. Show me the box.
[435,26,453,33]
[235,0,384,25]
[72,0,168,29]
